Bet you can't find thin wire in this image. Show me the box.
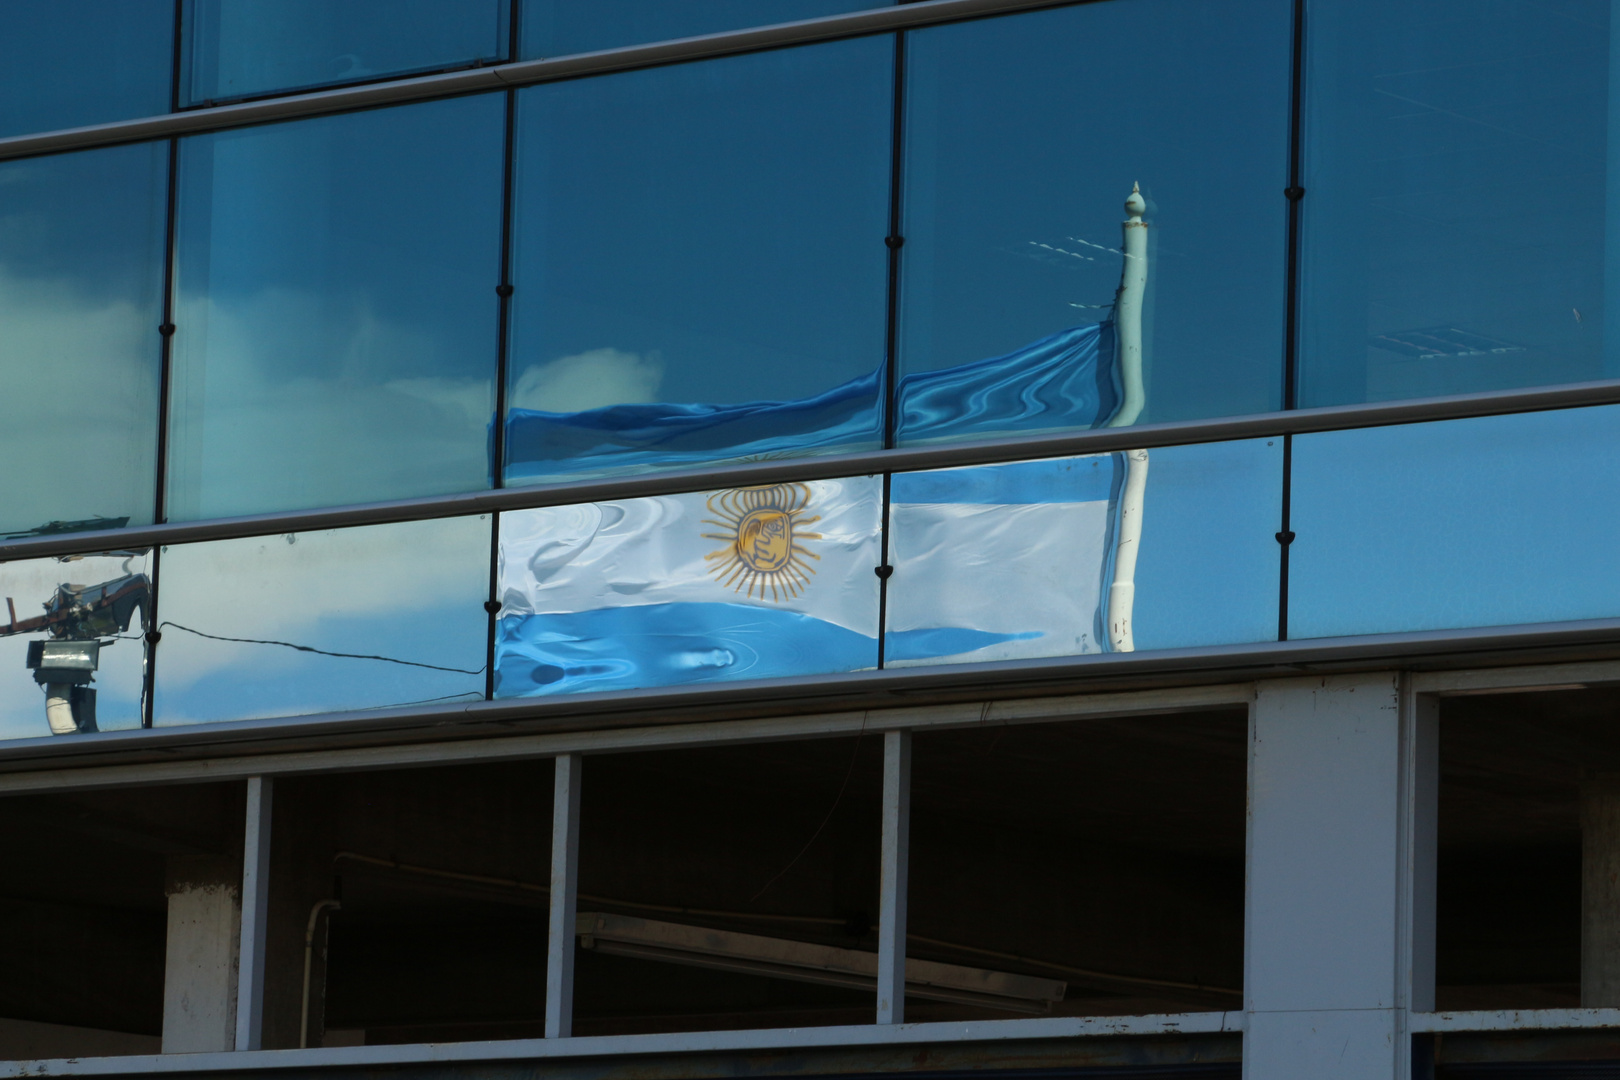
[748,716,868,903]
[157,621,485,675]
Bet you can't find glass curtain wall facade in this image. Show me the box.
[3,0,1620,1075]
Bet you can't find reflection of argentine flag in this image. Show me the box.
[504,322,1118,479]
[495,478,883,697]
[884,455,1125,667]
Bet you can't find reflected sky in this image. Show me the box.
[182,0,508,104]
[0,0,173,139]
[168,95,505,520]
[520,0,887,58]
[0,143,168,537]
[1300,0,1610,405]
[1290,405,1620,637]
[152,517,489,724]
[0,553,152,743]
[505,39,892,482]
[900,0,1291,430]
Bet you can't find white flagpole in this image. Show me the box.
[1106,184,1149,652]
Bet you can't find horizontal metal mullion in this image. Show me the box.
[0,1012,1240,1077]
[0,0,1075,163]
[4,615,1620,782]
[5,376,1620,562]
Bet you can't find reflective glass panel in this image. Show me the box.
[0,0,173,139]
[519,0,888,58]
[899,0,1290,440]
[180,0,508,105]
[152,517,489,724]
[168,96,504,520]
[1300,0,1610,406]
[0,144,167,537]
[0,551,153,742]
[884,440,1281,666]
[495,477,882,697]
[1290,405,1620,638]
[504,40,893,484]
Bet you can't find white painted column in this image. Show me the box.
[546,753,582,1039]
[235,777,272,1052]
[876,730,911,1025]
[1245,673,1436,1080]
[161,860,240,1053]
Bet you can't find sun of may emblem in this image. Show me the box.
[702,484,823,601]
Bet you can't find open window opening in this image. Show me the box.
[0,781,244,1059]
[1431,686,1620,1010]
[271,761,555,1047]
[573,738,885,1035]
[907,709,1248,1019]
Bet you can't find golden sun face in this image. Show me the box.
[702,484,823,601]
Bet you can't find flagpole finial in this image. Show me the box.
[1125,182,1145,222]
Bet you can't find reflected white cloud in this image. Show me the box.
[509,347,664,413]
[0,264,159,534]
[166,289,495,519]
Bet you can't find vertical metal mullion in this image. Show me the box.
[144,128,182,727]
[1276,433,1293,641]
[876,729,911,1024]
[1274,0,1308,643]
[236,776,273,1051]
[875,31,907,669]
[486,87,520,700]
[545,753,582,1038]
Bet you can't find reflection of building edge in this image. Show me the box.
[1106,185,1149,652]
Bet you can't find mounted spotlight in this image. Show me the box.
[26,638,101,735]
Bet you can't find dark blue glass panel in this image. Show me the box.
[519,0,888,58]
[504,39,892,484]
[0,143,167,536]
[899,0,1290,440]
[1300,0,1610,406]
[0,551,153,741]
[152,518,489,724]
[180,0,507,105]
[884,439,1281,666]
[168,95,504,520]
[1291,406,1620,637]
[0,0,173,138]
[493,478,882,697]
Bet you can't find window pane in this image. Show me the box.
[0,144,167,537]
[1290,406,1620,638]
[168,96,504,520]
[899,0,1290,440]
[504,40,892,484]
[0,551,153,742]
[152,517,489,725]
[884,440,1280,667]
[495,477,882,697]
[519,0,888,58]
[1300,0,1609,406]
[0,0,172,138]
[180,0,508,105]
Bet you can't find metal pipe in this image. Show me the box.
[299,899,342,1048]
[5,375,1620,564]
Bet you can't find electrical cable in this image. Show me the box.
[157,621,485,675]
